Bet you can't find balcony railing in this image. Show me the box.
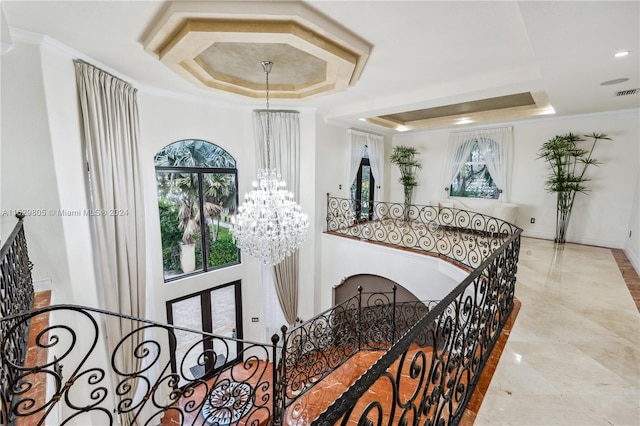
[326,195,518,269]
[1,196,522,425]
[278,287,440,409]
[2,303,281,425]
[0,214,34,426]
[313,196,522,425]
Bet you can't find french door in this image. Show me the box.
[352,157,375,221]
[166,281,243,386]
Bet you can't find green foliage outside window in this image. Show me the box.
[210,227,240,266]
[158,198,182,272]
[155,139,239,281]
[450,140,499,199]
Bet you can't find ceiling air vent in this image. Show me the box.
[615,88,640,96]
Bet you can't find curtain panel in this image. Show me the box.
[75,61,147,425]
[253,110,301,327]
[443,126,513,201]
[348,129,385,201]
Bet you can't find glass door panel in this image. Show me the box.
[169,295,205,384]
[166,282,243,387]
[352,158,375,221]
[210,285,238,362]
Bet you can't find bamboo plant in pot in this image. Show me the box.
[537,132,610,244]
[390,145,422,221]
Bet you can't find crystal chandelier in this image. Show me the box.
[230,61,309,266]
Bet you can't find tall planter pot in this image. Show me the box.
[555,191,574,244]
[403,187,413,221]
[180,242,196,273]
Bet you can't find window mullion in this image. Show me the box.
[197,171,207,272]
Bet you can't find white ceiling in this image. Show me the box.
[2,0,639,134]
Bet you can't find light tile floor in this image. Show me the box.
[475,237,640,425]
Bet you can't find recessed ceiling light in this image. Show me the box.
[614,51,630,58]
[456,117,473,125]
[601,78,630,86]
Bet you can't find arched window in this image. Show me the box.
[154,139,239,281]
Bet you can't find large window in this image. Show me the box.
[155,140,239,281]
[166,281,242,386]
[450,139,499,199]
[351,146,375,221]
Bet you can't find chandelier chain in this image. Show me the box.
[262,60,272,170]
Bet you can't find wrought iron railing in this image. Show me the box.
[1,304,281,425]
[326,195,518,268]
[0,213,34,319]
[278,287,440,408]
[0,214,34,426]
[312,196,522,425]
[1,198,521,426]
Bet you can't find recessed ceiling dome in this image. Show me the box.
[143,1,371,99]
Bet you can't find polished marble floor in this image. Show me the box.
[474,238,640,425]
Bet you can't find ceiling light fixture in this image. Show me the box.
[230,61,309,266]
[456,117,473,125]
[541,106,556,115]
[614,51,630,58]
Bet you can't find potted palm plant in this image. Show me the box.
[390,145,422,220]
[537,132,610,244]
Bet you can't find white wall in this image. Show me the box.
[40,41,99,307]
[313,119,350,314]
[393,110,640,248]
[296,110,317,323]
[313,120,395,312]
[321,233,466,310]
[1,37,109,308]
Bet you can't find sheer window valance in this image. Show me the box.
[442,126,513,202]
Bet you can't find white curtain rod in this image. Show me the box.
[348,128,384,138]
[449,125,513,134]
[253,109,300,114]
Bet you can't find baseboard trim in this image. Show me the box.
[623,247,640,276]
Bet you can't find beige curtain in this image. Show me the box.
[253,110,300,326]
[75,61,147,425]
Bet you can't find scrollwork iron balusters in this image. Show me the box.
[279,294,361,405]
[1,305,280,425]
[326,197,517,269]
[0,215,34,426]
[313,201,522,426]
